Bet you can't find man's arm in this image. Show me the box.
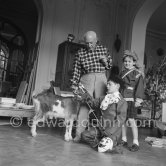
[106,49,112,69]
[100,48,112,69]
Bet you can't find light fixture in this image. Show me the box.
[114,34,121,52]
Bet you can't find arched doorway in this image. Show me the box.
[145,1,166,70]
[131,0,164,69]
[0,18,27,96]
[0,0,39,97]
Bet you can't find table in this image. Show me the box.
[0,107,35,118]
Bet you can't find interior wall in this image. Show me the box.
[35,0,81,90]
[145,31,166,71]
[35,0,154,90]
[0,8,37,51]
[111,0,130,69]
[35,0,120,90]
[34,0,43,43]
[104,0,147,71]
[131,0,165,70]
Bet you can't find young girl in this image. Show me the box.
[120,50,144,152]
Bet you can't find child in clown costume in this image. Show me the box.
[81,75,128,153]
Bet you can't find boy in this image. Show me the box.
[80,75,127,153]
[120,50,144,152]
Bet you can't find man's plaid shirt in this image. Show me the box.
[71,44,112,86]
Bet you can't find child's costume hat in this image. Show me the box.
[123,50,138,61]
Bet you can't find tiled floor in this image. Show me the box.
[0,118,166,166]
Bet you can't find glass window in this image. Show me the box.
[0,43,9,81]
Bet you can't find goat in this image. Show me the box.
[30,82,88,141]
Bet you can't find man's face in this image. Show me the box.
[107,81,119,94]
[84,35,97,50]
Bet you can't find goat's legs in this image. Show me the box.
[31,115,45,137]
[64,118,74,141]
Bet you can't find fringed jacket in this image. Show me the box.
[120,68,144,104]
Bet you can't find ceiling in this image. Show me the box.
[0,0,165,34]
[0,0,38,47]
[147,1,166,34]
[0,0,37,19]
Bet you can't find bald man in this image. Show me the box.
[71,31,112,142]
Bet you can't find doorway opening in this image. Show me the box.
[0,0,39,99]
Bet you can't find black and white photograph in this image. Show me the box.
[0,0,166,165]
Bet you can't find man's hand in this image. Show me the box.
[99,55,108,67]
[100,55,107,63]
[71,85,78,94]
